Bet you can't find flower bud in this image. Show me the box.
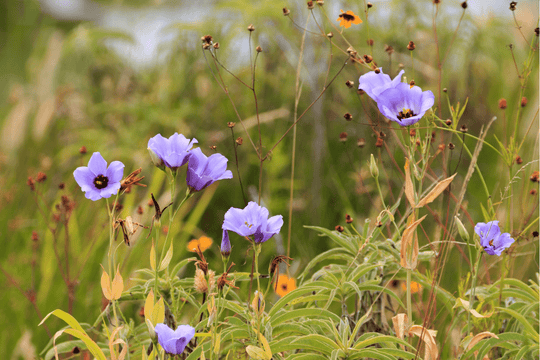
[251,290,265,316]
[454,216,469,242]
[148,147,165,171]
[369,154,379,178]
[221,230,231,257]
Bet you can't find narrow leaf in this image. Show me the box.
[144,290,155,320]
[152,297,165,325]
[39,309,87,335]
[416,173,457,208]
[159,243,174,271]
[100,266,113,301]
[404,158,415,207]
[400,215,426,269]
[454,298,492,318]
[150,240,156,271]
[111,267,124,300]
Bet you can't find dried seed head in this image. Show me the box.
[27,177,35,191]
[374,68,381,74]
[335,225,344,232]
[202,35,213,44]
[407,41,416,50]
[530,189,537,195]
[58,182,65,189]
[409,129,416,137]
[345,80,354,88]
[509,1,517,11]
[346,46,355,54]
[516,155,523,165]
[339,132,348,142]
[307,1,314,9]
[357,89,365,95]
[357,138,366,148]
[236,137,243,145]
[498,98,507,109]
[32,231,39,242]
[384,45,394,54]
[213,42,220,49]
[194,268,208,293]
[316,0,324,5]
[438,143,446,151]
[282,7,290,15]
[376,221,382,227]
[79,146,87,154]
[530,171,539,182]
[209,145,217,151]
[227,122,236,128]
[327,32,333,38]
[247,24,255,32]
[520,96,527,107]
[535,27,539,36]
[399,63,404,68]
[202,43,210,50]
[256,46,262,53]
[137,205,144,215]
[459,125,468,133]
[363,54,373,63]
[415,139,421,146]
[36,172,47,183]
[367,2,373,8]
[375,137,383,147]
[443,87,447,92]
[461,1,467,9]
[431,131,436,141]
[448,142,455,150]
[120,168,146,193]
[445,119,452,126]
[379,131,386,139]
[345,214,353,223]
[367,39,374,46]
[344,112,353,121]
[433,0,440,3]
[533,231,539,237]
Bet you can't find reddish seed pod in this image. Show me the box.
[448,143,455,150]
[36,172,47,183]
[283,7,290,16]
[461,1,468,9]
[27,177,35,191]
[375,137,383,147]
[227,122,236,128]
[530,189,537,195]
[335,225,344,232]
[339,132,348,142]
[367,39,374,46]
[498,98,507,109]
[306,1,314,9]
[345,80,354,88]
[344,113,353,121]
[438,143,445,151]
[357,138,365,148]
[521,97,527,107]
[530,171,539,182]
[409,129,416,137]
[79,146,87,154]
[236,137,243,145]
[516,156,523,165]
[445,119,452,126]
[407,41,416,50]
[345,214,353,223]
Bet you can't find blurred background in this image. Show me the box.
[1,0,538,358]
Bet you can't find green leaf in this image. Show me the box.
[159,242,174,271]
[497,307,539,339]
[185,347,203,360]
[170,257,196,277]
[44,340,85,359]
[53,328,107,360]
[271,308,341,327]
[304,226,358,254]
[270,334,338,355]
[39,309,87,335]
[298,248,355,280]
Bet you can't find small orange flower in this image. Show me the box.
[401,281,422,294]
[275,274,296,297]
[187,236,213,252]
[337,10,362,28]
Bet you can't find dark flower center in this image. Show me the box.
[339,13,355,21]
[488,239,494,246]
[397,108,417,120]
[93,175,109,189]
[281,284,288,291]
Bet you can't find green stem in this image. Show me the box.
[406,269,412,323]
[468,250,482,335]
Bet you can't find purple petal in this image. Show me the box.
[84,189,102,201]
[99,182,121,198]
[73,167,95,192]
[106,161,125,183]
[88,152,107,176]
[221,230,231,255]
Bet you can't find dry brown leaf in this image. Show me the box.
[404,158,416,207]
[400,214,426,269]
[111,267,124,301]
[409,325,438,360]
[467,331,499,350]
[416,173,457,208]
[100,265,113,301]
[392,313,408,349]
[454,298,493,318]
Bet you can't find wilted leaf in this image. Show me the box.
[454,298,493,318]
[409,325,438,360]
[100,266,113,301]
[467,331,498,350]
[404,158,415,207]
[111,267,124,300]
[109,326,128,360]
[392,313,408,349]
[416,173,457,208]
[400,214,426,269]
[52,328,107,360]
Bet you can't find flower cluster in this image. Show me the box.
[474,220,515,256]
[359,68,434,126]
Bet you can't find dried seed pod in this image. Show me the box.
[236,137,243,145]
[530,189,537,195]
[445,119,452,126]
[357,138,365,148]
[327,32,333,38]
[367,39,374,46]
[345,80,354,88]
[307,1,314,9]
[375,137,383,147]
[460,125,468,133]
[461,1,467,9]
[498,98,507,109]
[345,214,353,223]
[409,129,416,137]
[530,171,539,182]
[384,45,394,54]
[407,41,416,50]
[509,1,517,11]
[256,46,262,53]
[339,132,348,142]
[344,112,353,121]
[521,96,527,107]
[247,24,255,32]
[36,172,47,183]
[363,54,373,63]
[227,122,236,128]
[79,146,87,154]
[335,225,344,232]
[448,142,455,150]
[282,7,290,15]
[443,88,447,92]
[367,2,373,8]
[515,155,523,165]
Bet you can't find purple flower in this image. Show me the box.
[155,323,195,355]
[222,202,284,244]
[474,221,515,256]
[147,133,198,170]
[375,82,435,126]
[221,229,231,256]
[358,68,404,103]
[186,148,233,192]
[73,152,124,201]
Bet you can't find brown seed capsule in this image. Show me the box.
[461,1,467,9]
[398,63,404,69]
[376,221,382,227]
[445,119,452,126]
[498,98,507,109]
[533,231,539,237]
[346,46,355,54]
[530,171,539,182]
[530,189,537,195]
[357,138,366,148]
[367,39,374,46]
[202,43,210,50]
[345,80,354,88]
[431,131,436,141]
[236,137,243,145]
[58,182,65,189]
[72,346,80,354]
[415,139,421,146]
[509,1,517,11]
[36,172,47,183]
[316,0,324,5]
[520,96,527,107]
[379,131,386,139]
[213,42,220,49]
[448,142,455,150]
[227,122,236,128]
[307,1,314,9]
[367,2,373,8]
[375,137,384,147]
[374,68,380,74]
[363,54,373,63]
[357,89,365,95]
[147,198,154,207]
[438,143,445,151]
[433,0,440,3]
[137,205,144,215]
[79,146,87,154]
[283,7,290,15]
[335,225,344,232]
[247,24,255,32]
[27,177,35,191]
[32,231,39,242]
[345,214,353,223]
[344,113,353,121]
[327,32,333,38]
[384,44,394,54]
[409,80,415,87]
[443,88,447,92]
[407,41,416,51]
[210,145,217,150]
[203,35,213,43]
[516,155,523,165]
[339,132,348,142]
[535,27,539,36]
[460,125,468,133]
[256,46,262,53]
[409,129,416,137]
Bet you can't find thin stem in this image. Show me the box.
[467,250,482,335]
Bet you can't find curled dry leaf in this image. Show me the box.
[416,173,457,208]
[392,313,408,349]
[409,325,438,360]
[454,298,493,318]
[467,331,498,360]
[109,326,128,360]
[404,158,416,207]
[400,214,427,269]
